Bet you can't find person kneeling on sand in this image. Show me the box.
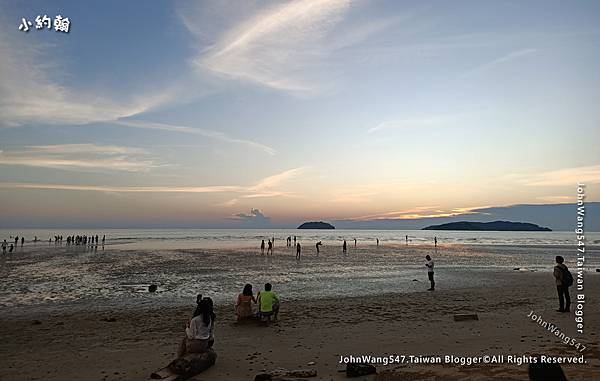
[178,296,215,357]
[235,283,257,321]
[257,283,279,323]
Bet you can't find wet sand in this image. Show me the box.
[1,271,599,380]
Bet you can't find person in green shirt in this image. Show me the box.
[257,283,279,323]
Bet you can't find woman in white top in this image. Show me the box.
[177,296,215,357]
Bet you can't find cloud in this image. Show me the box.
[461,48,538,78]
[231,208,271,223]
[0,144,157,172]
[0,166,304,195]
[368,114,461,134]
[519,165,600,187]
[186,0,351,94]
[342,206,487,221]
[115,119,276,155]
[0,25,173,127]
[250,167,305,190]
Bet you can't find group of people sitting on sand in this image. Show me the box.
[177,283,279,357]
[235,283,279,323]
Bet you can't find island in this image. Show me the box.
[297,221,335,230]
[422,220,551,231]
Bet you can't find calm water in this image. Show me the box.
[1,229,598,317]
[1,228,598,249]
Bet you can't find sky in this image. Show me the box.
[1,0,599,228]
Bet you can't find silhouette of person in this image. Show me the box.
[354,238,357,247]
[434,237,437,247]
[267,239,273,255]
[261,239,265,255]
[343,240,347,254]
[9,243,14,253]
[425,255,435,291]
[376,238,379,246]
[315,241,322,254]
[21,237,24,246]
[405,235,408,245]
[1,239,7,254]
[296,242,301,260]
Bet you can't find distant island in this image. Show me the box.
[422,221,551,231]
[297,221,335,229]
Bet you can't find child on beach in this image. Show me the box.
[257,283,279,323]
[425,255,435,291]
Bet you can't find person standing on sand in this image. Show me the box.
[294,236,296,246]
[315,241,322,254]
[425,255,435,291]
[267,239,273,255]
[2,239,7,254]
[554,256,572,313]
[405,235,408,245]
[354,238,357,247]
[343,240,347,254]
[296,242,301,260]
[376,238,379,246]
[260,239,265,255]
[21,237,24,247]
[434,237,437,247]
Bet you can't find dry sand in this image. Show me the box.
[1,272,599,381]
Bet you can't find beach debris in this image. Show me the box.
[411,279,419,282]
[149,284,158,293]
[453,314,479,322]
[254,368,317,381]
[102,317,117,322]
[307,361,315,365]
[346,363,376,377]
[150,348,217,380]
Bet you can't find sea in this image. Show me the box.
[1,229,599,317]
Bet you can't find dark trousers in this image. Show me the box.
[557,285,570,311]
[428,272,435,289]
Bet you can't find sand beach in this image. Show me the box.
[1,238,599,380]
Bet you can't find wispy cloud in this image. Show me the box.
[0,26,173,127]
[461,48,538,78]
[186,0,351,94]
[342,206,486,221]
[0,144,157,172]
[115,120,276,155]
[0,167,305,196]
[368,114,461,134]
[519,165,600,186]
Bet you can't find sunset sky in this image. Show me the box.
[1,0,599,228]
